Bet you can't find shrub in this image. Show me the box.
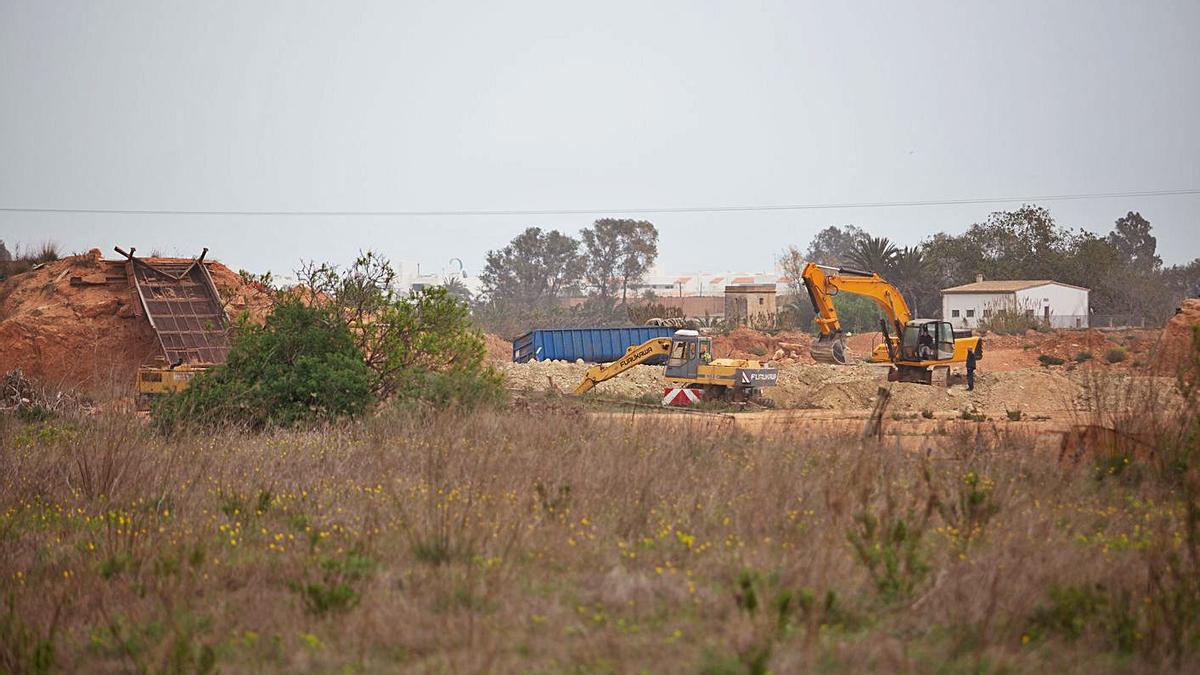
[153,300,373,430]
[1105,347,1127,364]
[980,307,1048,335]
[298,255,499,406]
[32,242,60,264]
[394,367,507,411]
[1074,351,1093,363]
[1038,354,1066,367]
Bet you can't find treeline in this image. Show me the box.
[471,206,1198,338]
[779,205,1199,330]
[472,218,659,338]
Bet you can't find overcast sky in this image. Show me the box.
[2,1,1197,280]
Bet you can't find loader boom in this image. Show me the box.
[574,337,673,394]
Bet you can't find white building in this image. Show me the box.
[941,275,1089,329]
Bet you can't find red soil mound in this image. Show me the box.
[1153,299,1200,374]
[0,249,272,391]
[484,333,512,363]
[712,328,814,362]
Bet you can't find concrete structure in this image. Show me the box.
[941,275,1089,329]
[724,283,778,329]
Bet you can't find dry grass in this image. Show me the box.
[0,403,1197,673]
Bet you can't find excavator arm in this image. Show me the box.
[801,263,913,364]
[573,337,674,394]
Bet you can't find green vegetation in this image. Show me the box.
[1105,347,1128,363]
[1074,351,1093,362]
[154,252,504,430]
[1039,354,1066,367]
[152,300,372,430]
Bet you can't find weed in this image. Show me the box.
[1038,354,1066,367]
[1074,351,1093,363]
[1105,347,1127,364]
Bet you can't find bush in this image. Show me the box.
[1105,347,1127,364]
[394,367,507,411]
[1038,354,1066,367]
[1074,351,1093,363]
[297,255,499,406]
[153,300,373,430]
[979,308,1048,335]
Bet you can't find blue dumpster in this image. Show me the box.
[512,327,678,364]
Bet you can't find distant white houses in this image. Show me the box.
[941,275,1090,329]
[629,272,790,297]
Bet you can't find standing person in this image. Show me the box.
[966,347,977,391]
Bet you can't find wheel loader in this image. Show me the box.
[574,329,777,405]
[801,263,983,385]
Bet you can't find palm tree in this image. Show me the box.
[847,236,898,274]
[891,246,934,315]
[441,276,472,303]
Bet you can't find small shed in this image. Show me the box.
[941,275,1089,329]
[724,283,777,329]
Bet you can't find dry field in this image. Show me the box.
[2,399,1197,673]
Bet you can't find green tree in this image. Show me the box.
[805,225,866,266]
[441,276,472,303]
[580,218,659,314]
[298,253,503,404]
[847,236,899,275]
[1108,211,1161,273]
[891,246,934,316]
[479,227,584,307]
[153,300,373,430]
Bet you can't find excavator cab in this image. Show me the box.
[899,320,956,363]
[664,330,709,379]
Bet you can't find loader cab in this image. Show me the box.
[665,330,710,378]
[899,320,955,363]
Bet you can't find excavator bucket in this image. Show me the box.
[810,334,849,365]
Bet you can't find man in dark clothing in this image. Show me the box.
[966,348,977,391]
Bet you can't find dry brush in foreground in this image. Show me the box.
[1,402,1197,673]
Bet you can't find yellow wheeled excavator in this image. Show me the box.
[800,263,983,385]
[574,330,778,404]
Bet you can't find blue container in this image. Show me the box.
[512,326,678,364]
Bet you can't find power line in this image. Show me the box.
[0,188,1197,217]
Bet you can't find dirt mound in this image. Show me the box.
[0,249,272,391]
[713,328,815,362]
[496,355,1084,415]
[1153,299,1200,375]
[1029,329,1158,370]
[484,333,512,363]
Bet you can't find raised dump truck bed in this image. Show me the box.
[512,327,677,364]
[119,247,230,366]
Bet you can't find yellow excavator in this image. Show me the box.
[801,263,983,385]
[574,329,778,404]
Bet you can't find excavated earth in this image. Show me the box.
[495,358,1114,415]
[0,249,272,391]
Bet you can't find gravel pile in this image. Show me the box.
[496,360,664,399]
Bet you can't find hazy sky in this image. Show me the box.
[2,1,1198,280]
